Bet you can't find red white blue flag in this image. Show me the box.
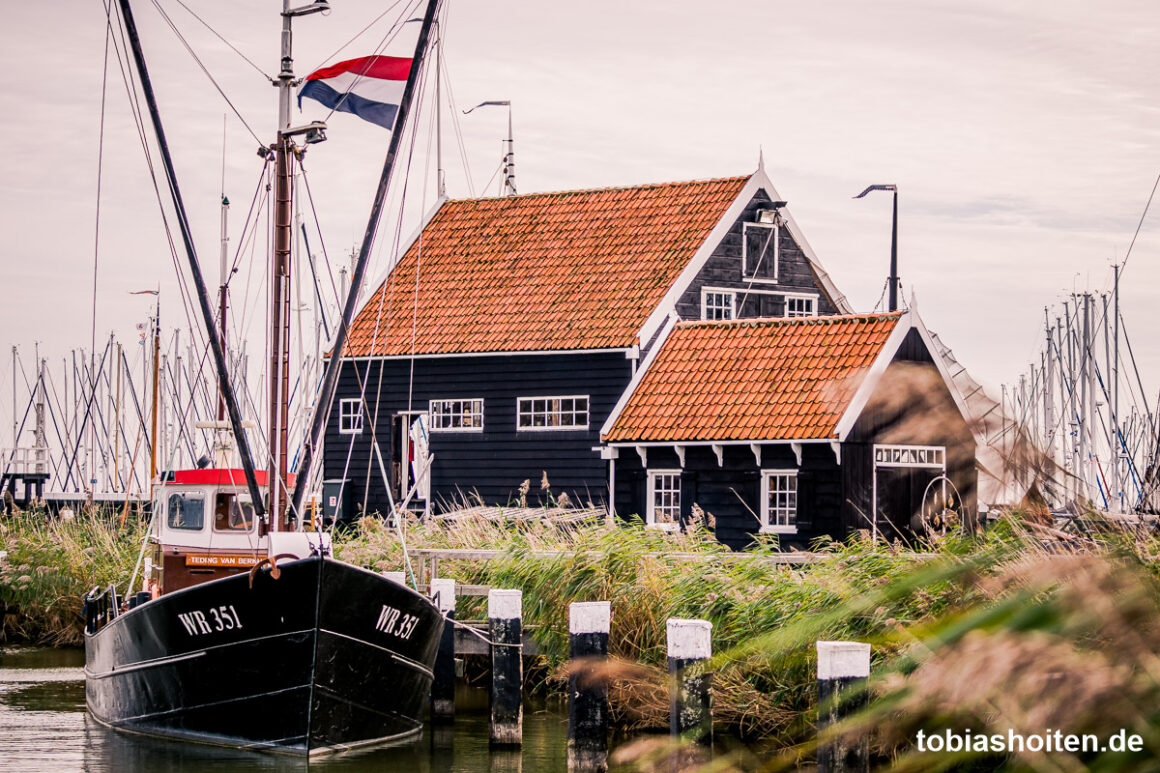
[298,56,412,130]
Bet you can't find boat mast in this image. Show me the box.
[290,0,444,522]
[269,0,330,531]
[149,298,159,490]
[116,0,267,516]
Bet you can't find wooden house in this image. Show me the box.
[600,311,978,548]
[326,164,848,517]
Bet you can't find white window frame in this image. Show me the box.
[646,469,681,532]
[784,293,818,318]
[429,398,484,432]
[741,221,779,284]
[700,288,736,320]
[516,395,589,431]
[759,469,798,534]
[339,398,363,435]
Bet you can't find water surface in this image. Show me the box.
[0,647,637,772]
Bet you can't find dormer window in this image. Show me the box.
[742,221,779,283]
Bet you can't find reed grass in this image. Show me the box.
[0,506,147,646]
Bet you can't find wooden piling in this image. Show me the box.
[430,577,456,721]
[816,641,871,773]
[666,618,712,745]
[568,601,610,772]
[488,588,523,746]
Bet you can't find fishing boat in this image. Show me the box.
[83,0,445,755]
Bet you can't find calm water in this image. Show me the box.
[0,647,633,772]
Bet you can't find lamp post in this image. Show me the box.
[854,184,899,312]
[464,100,515,195]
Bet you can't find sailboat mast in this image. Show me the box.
[116,0,267,516]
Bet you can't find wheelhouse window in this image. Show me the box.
[517,396,588,431]
[742,222,778,283]
[760,471,798,534]
[647,470,681,531]
[213,492,255,532]
[429,398,484,432]
[339,398,363,434]
[784,295,817,318]
[701,289,735,321]
[166,492,205,531]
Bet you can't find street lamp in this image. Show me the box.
[853,184,899,312]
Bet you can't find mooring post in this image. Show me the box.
[489,588,523,746]
[667,618,713,745]
[430,577,457,721]
[568,601,611,772]
[816,641,871,773]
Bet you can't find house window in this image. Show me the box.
[760,470,798,533]
[339,398,363,435]
[517,396,589,431]
[701,289,735,320]
[647,470,681,531]
[742,222,778,282]
[429,398,484,432]
[784,295,817,317]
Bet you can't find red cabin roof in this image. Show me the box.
[168,469,296,489]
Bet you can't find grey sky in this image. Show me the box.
[2,0,1158,433]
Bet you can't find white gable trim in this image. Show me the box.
[635,168,851,349]
[636,175,764,347]
[833,309,972,441]
[600,313,679,438]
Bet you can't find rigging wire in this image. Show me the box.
[310,0,409,72]
[91,6,113,497]
[147,0,264,146]
[167,0,270,82]
[1121,168,1160,272]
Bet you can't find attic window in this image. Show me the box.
[701,289,735,320]
[742,222,779,283]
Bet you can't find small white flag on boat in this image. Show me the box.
[298,55,412,131]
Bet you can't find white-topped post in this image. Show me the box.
[568,602,611,772]
[430,578,457,720]
[816,641,871,773]
[488,589,523,746]
[666,618,713,745]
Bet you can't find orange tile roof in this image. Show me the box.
[345,176,749,356]
[603,313,903,442]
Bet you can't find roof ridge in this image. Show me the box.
[445,174,751,204]
[675,311,904,329]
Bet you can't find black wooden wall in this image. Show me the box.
[674,190,839,321]
[611,443,845,551]
[323,351,634,517]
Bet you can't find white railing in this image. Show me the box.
[0,447,50,476]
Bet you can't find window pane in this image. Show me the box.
[167,493,204,531]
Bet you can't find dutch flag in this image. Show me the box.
[298,55,412,130]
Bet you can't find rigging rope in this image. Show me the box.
[168,0,270,81]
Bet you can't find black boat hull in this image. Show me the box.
[85,556,443,756]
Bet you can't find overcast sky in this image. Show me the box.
[2,0,1158,438]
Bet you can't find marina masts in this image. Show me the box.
[115,0,265,516]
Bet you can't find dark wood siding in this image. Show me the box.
[611,442,845,551]
[674,190,839,322]
[324,351,633,517]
